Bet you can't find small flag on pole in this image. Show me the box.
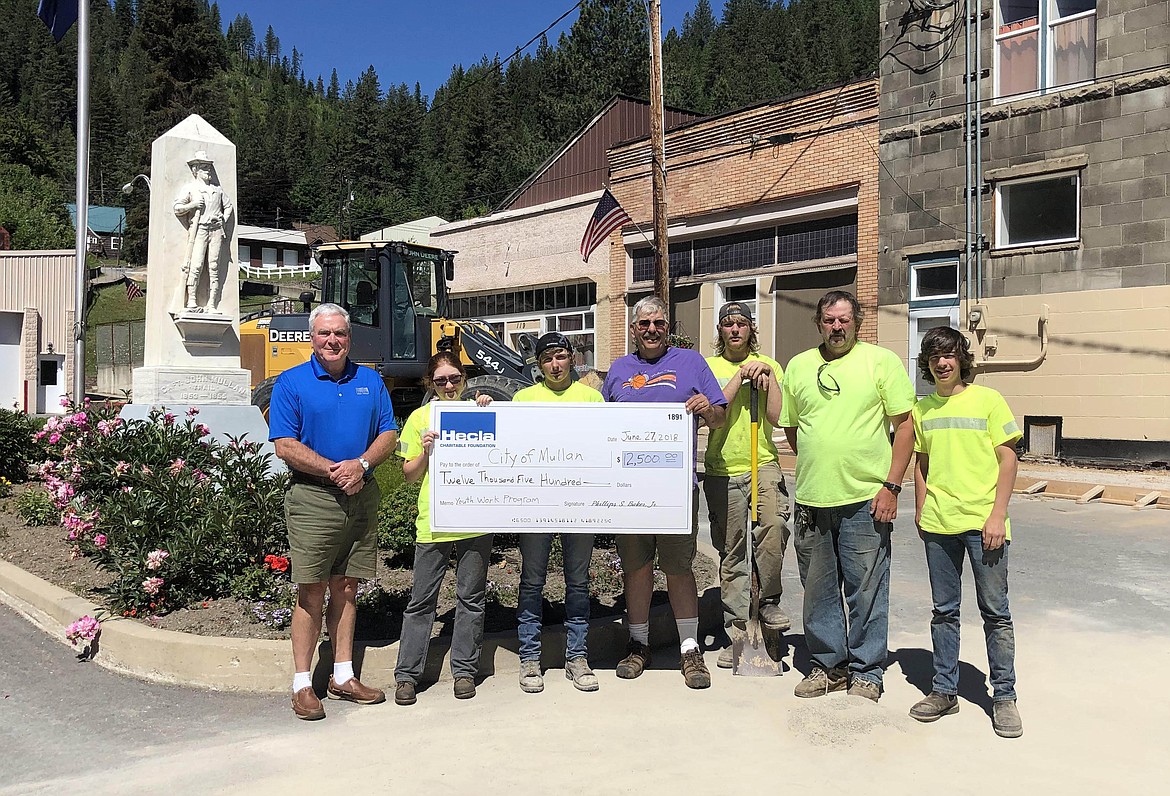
[37,0,78,43]
[125,279,144,300]
[580,188,632,263]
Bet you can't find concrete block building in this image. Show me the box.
[878,0,1170,462]
[606,80,879,367]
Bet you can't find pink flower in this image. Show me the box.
[192,469,208,483]
[48,433,61,445]
[196,423,211,437]
[67,529,78,541]
[121,486,132,493]
[93,534,108,549]
[97,420,114,436]
[65,615,101,645]
[141,465,152,476]
[163,412,176,426]
[145,550,169,570]
[142,577,164,596]
[186,407,200,418]
[59,395,70,407]
[114,461,130,476]
[168,458,186,475]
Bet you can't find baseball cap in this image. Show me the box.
[535,332,573,358]
[718,301,754,324]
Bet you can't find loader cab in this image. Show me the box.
[316,241,453,380]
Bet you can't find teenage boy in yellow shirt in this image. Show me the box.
[901,326,1023,738]
[703,301,791,669]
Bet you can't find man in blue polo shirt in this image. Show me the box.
[269,303,398,721]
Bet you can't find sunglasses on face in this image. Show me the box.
[634,319,668,331]
[432,374,463,387]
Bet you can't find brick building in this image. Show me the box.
[606,80,879,366]
[878,0,1170,462]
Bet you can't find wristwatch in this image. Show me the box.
[358,457,371,478]
[882,480,902,495]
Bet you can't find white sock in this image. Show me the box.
[677,618,700,653]
[292,671,312,693]
[333,661,355,684]
[628,621,650,645]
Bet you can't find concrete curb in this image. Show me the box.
[0,544,724,694]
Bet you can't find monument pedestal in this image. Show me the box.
[132,365,252,406]
[171,311,233,347]
[119,401,283,472]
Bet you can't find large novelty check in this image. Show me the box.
[428,402,694,534]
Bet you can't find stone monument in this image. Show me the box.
[123,115,271,457]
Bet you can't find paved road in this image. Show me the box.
[2,498,1169,795]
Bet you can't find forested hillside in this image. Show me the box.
[0,0,877,258]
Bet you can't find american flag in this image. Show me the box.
[580,189,631,263]
[125,279,144,300]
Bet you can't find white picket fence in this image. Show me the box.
[237,262,322,279]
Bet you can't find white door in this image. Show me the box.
[0,312,23,411]
[36,354,66,414]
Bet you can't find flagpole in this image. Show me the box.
[72,0,90,404]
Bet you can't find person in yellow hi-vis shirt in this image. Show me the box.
[703,302,791,670]
[900,326,1024,738]
[780,291,916,702]
[511,333,603,695]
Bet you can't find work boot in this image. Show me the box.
[758,602,792,632]
[616,640,652,679]
[680,649,711,689]
[453,677,476,699]
[394,681,417,706]
[565,657,600,692]
[909,692,959,722]
[848,678,882,702]
[993,700,1023,738]
[793,666,848,698]
[519,660,544,693]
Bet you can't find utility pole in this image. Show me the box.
[648,0,669,308]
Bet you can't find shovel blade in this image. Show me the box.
[731,620,781,677]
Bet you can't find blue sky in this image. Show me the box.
[214,1,700,100]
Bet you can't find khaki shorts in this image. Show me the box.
[285,479,380,584]
[616,486,700,576]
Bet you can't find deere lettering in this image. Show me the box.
[268,329,312,343]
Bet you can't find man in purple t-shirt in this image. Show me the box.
[602,295,727,689]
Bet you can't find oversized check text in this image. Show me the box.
[429,402,694,534]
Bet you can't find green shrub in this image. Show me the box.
[16,487,56,526]
[0,407,44,482]
[378,479,420,558]
[38,400,290,614]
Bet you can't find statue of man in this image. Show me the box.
[173,151,234,312]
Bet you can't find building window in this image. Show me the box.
[995,172,1080,248]
[632,245,692,283]
[238,243,251,263]
[262,246,278,267]
[693,229,772,276]
[777,215,857,263]
[910,258,960,302]
[283,248,299,267]
[716,280,758,322]
[996,0,1096,99]
[450,282,597,367]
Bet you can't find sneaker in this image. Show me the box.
[453,677,476,699]
[758,602,792,632]
[680,649,711,689]
[793,666,849,698]
[717,646,734,669]
[394,681,417,706]
[848,678,882,702]
[616,640,652,680]
[565,657,600,692]
[993,700,1023,738]
[909,692,958,722]
[519,660,544,693]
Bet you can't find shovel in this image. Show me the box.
[732,383,781,677]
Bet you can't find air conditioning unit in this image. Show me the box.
[1023,416,1062,459]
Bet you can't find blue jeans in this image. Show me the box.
[794,500,891,685]
[923,531,1017,701]
[517,534,594,662]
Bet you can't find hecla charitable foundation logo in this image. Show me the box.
[440,412,497,444]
